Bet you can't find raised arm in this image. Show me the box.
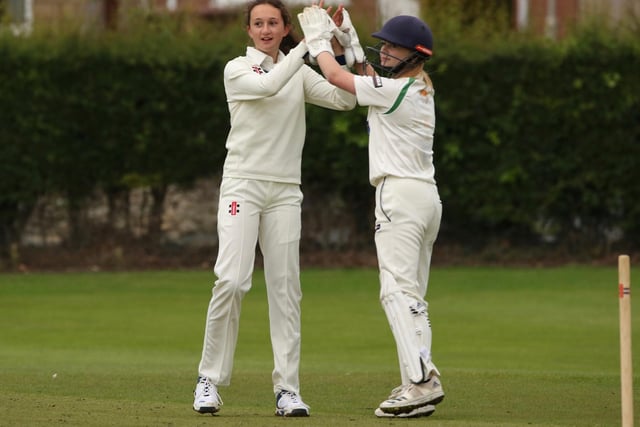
[314,51,356,94]
[225,43,308,101]
[298,5,362,95]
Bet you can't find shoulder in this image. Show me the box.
[354,74,410,95]
[225,47,266,70]
[415,71,435,95]
[224,55,270,79]
[224,55,248,72]
[224,57,244,80]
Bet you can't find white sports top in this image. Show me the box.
[354,71,436,187]
[222,42,356,184]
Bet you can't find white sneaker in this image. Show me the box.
[275,390,310,417]
[374,384,436,417]
[384,384,410,399]
[377,376,444,415]
[375,405,436,418]
[193,376,223,414]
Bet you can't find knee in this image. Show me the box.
[379,269,397,301]
[213,277,251,298]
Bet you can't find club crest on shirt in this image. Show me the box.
[251,65,265,74]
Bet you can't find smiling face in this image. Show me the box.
[247,3,290,61]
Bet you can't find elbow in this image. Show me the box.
[336,92,357,110]
[343,95,357,110]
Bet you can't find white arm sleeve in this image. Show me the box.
[224,43,308,101]
[302,65,356,110]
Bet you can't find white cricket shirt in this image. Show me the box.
[354,72,436,187]
[222,42,356,184]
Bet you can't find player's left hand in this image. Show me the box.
[297,4,336,58]
[309,4,362,67]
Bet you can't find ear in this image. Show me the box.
[283,24,291,37]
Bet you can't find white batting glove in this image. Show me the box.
[297,6,334,58]
[338,9,365,65]
[330,20,352,66]
[330,18,351,49]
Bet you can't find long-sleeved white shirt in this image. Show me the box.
[222,42,357,184]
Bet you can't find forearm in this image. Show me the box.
[316,51,356,94]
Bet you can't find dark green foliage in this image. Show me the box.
[0,31,230,248]
[430,36,640,252]
[0,26,639,258]
[302,103,372,241]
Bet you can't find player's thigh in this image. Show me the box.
[215,179,264,288]
[258,184,302,249]
[375,179,422,262]
[375,178,439,294]
[259,185,302,278]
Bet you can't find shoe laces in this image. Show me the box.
[202,382,213,396]
[388,384,410,399]
[278,390,305,407]
[386,383,426,403]
[198,377,219,399]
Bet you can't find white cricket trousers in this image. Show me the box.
[375,176,442,384]
[198,178,304,394]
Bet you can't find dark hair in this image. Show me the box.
[245,0,301,54]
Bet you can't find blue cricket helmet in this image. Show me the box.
[372,15,433,58]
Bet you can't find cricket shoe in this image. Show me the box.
[275,390,310,417]
[375,405,436,418]
[377,376,444,415]
[193,376,223,414]
[374,384,435,417]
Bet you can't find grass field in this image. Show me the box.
[0,266,637,426]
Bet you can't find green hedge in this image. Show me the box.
[431,33,640,251]
[0,32,230,249]
[1,28,639,257]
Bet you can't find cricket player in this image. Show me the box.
[298,6,445,418]
[192,0,356,417]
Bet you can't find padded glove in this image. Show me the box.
[297,6,334,58]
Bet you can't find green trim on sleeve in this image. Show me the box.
[384,78,415,114]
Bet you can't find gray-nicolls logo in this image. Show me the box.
[228,201,240,215]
